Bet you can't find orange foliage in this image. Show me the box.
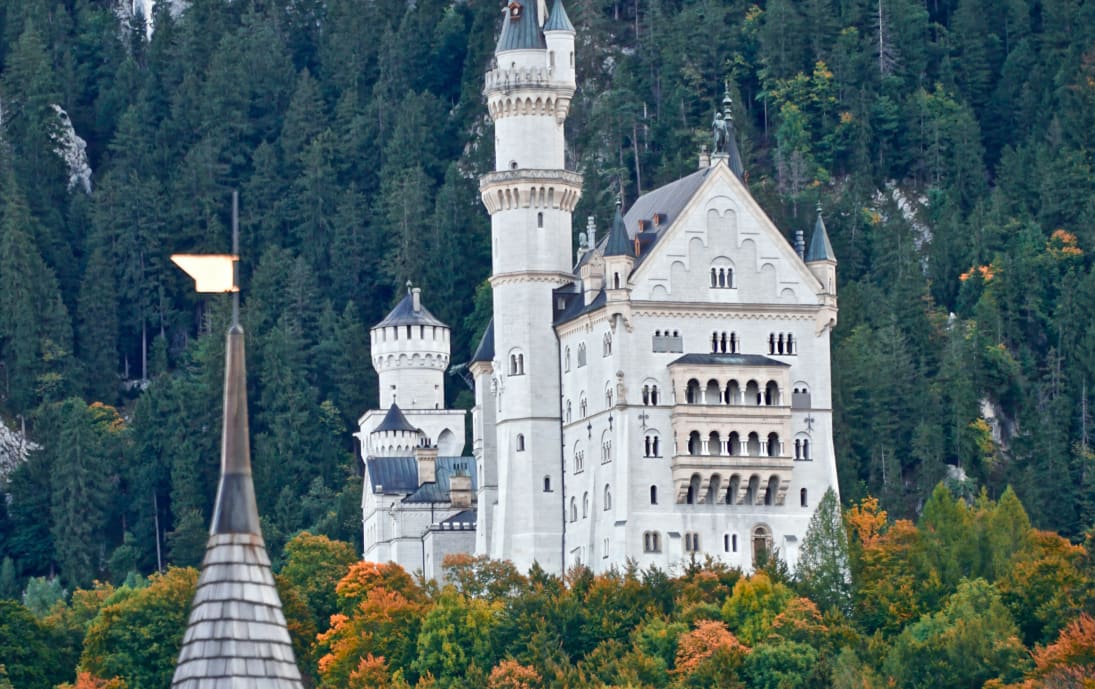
[1048,229,1083,258]
[488,659,543,689]
[347,654,391,689]
[674,620,749,676]
[770,597,829,644]
[58,672,127,689]
[959,264,996,282]
[1028,613,1095,687]
[335,561,423,610]
[845,496,887,548]
[852,519,936,633]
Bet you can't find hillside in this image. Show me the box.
[0,0,1093,591]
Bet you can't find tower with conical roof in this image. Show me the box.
[806,203,838,333]
[356,287,472,578]
[480,0,580,571]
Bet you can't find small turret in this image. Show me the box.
[369,403,423,456]
[604,199,634,298]
[806,202,838,332]
[544,0,575,88]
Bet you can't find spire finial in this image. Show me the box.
[406,279,413,295]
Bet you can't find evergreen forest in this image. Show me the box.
[0,0,1094,682]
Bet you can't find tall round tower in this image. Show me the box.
[481,0,581,572]
[369,286,451,411]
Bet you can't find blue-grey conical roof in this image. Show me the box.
[376,291,447,328]
[373,403,419,434]
[806,205,836,262]
[544,0,574,31]
[497,0,546,52]
[604,204,634,258]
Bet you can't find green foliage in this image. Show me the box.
[796,487,852,614]
[721,572,794,645]
[0,599,72,689]
[79,567,197,689]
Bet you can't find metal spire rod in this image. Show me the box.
[232,190,240,327]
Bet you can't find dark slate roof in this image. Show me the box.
[543,0,574,31]
[496,0,546,52]
[604,204,635,257]
[554,288,605,326]
[365,456,419,492]
[471,319,494,363]
[406,456,478,503]
[669,353,791,367]
[806,206,836,262]
[375,292,447,328]
[373,403,419,434]
[624,166,712,266]
[439,509,477,526]
[364,456,478,502]
[724,130,745,179]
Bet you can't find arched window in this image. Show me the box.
[687,474,700,504]
[643,383,660,405]
[537,211,544,228]
[604,484,612,510]
[516,434,526,451]
[543,475,552,492]
[800,488,808,507]
[605,385,613,408]
[688,431,701,455]
[786,333,794,354]
[583,492,589,517]
[768,333,776,355]
[613,272,621,289]
[802,439,810,460]
[577,344,587,367]
[767,432,780,457]
[643,531,661,552]
[565,400,572,423]
[686,379,701,404]
[764,380,780,406]
[564,347,571,371]
[710,268,718,287]
[570,498,578,522]
[765,475,780,505]
[752,525,772,567]
[729,332,738,353]
[650,485,658,504]
[574,449,584,473]
[795,438,802,460]
[601,435,612,463]
[603,332,612,356]
[509,352,525,375]
[644,433,660,457]
[579,395,588,417]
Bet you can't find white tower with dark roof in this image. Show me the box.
[480,0,580,571]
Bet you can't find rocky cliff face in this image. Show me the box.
[0,418,38,485]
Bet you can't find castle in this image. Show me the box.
[356,0,840,579]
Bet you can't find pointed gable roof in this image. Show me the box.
[497,0,546,52]
[806,204,835,262]
[471,318,495,363]
[543,0,574,31]
[604,202,634,257]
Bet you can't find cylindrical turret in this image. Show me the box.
[370,288,451,410]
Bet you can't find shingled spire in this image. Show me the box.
[171,193,303,689]
[721,86,745,179]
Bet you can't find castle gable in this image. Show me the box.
[627,163,823,305]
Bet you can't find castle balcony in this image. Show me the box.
[480,169,583,214]
[669,454,794,507]
[485,66,573,95]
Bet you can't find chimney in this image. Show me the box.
[411,287,422,312]
[449,474,472,508]
[699,145,710,169]
[415,444,438,484]
[795,228,805,260]
[586,216,597,248]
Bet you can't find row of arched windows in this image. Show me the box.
[569,485,613,521]
[711,331,739,353]
[710,266,735,288]
[768,333,795,355]
[563,343,590,372]
[685,378,782,406]
[686,430,784,457]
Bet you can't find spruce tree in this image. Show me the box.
[796,487,852,614]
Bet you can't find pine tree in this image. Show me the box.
[76,246,119,403]
[796,487,852,614]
